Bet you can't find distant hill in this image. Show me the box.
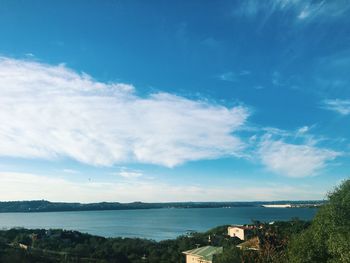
[0,200,323,213]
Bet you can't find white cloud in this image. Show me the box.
[0,172,326,202]
[118,171,142,178]
[297,9,310,19]
[218,71,250,82]
[116,169,143,179]
[232,0,350,21]
[296,126,309,135]
[258,138,339,177]
[323,99,350,116]
[25,53,35,58]
[218,71,236,82]
[0,57,249,167]
[296,2,325,20]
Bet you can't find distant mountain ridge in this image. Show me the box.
[0,200,324,213]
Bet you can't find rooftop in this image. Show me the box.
[183,246,223,261]
[237,237,260,251]
[229,225,255,230]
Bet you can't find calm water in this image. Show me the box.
[0,207,317,241]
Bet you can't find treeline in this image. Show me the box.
[0,200,161,213]
[0,200,323,213]
[0,220,310,263]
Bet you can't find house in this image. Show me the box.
[182,246,223,263]
[227,225,255,240]
[18,243,28,250]
[236,236,260,251]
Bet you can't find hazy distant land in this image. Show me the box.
[0,200,324,213]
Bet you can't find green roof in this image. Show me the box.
[183,246,223,261]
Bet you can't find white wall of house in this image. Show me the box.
[227,226,245,240]
[186,255,211,263]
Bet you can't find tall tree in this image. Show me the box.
[288,180,350,262]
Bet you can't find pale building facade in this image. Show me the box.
[228,226,245,240]
[185,254,211,263]
[228,225,255,240]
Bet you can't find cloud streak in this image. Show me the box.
[232,0,350,21]
[0,57,249,167]
[116,168,143,179]
[323,99,350,116]
[258,137,339,178]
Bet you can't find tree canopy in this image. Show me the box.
[288,180,350,262]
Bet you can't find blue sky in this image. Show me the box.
[0,0,349,202]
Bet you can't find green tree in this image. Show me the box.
[288,179,350,262]
[214,247,242,263]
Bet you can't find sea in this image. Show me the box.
[0,207,317,241]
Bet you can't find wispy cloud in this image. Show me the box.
[218,71,237,82]
[232,0,350,21]
[218,71,251,82]
[272,71,282,86]
[115,168,143,179]
[296,1,325,20]
[258,136,339,178]
[0,57,249,167]
[25,53,35,58]
[296,126,309,135]
[323,99,350,116]
[117,171,143,178]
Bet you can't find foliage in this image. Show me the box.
[0,219,311,263]
[288,180,350,263]
[0,227,221,263]
[214,247,242,263]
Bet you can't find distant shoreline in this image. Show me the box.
[261,203,322,208]
[0,200,323,213]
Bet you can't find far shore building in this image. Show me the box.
[227,225,255,240]
[262,204,291,208]
[182,246,223,263]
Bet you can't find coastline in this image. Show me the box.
[0,200,324,213]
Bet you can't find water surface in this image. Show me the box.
[0,207,317,241]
